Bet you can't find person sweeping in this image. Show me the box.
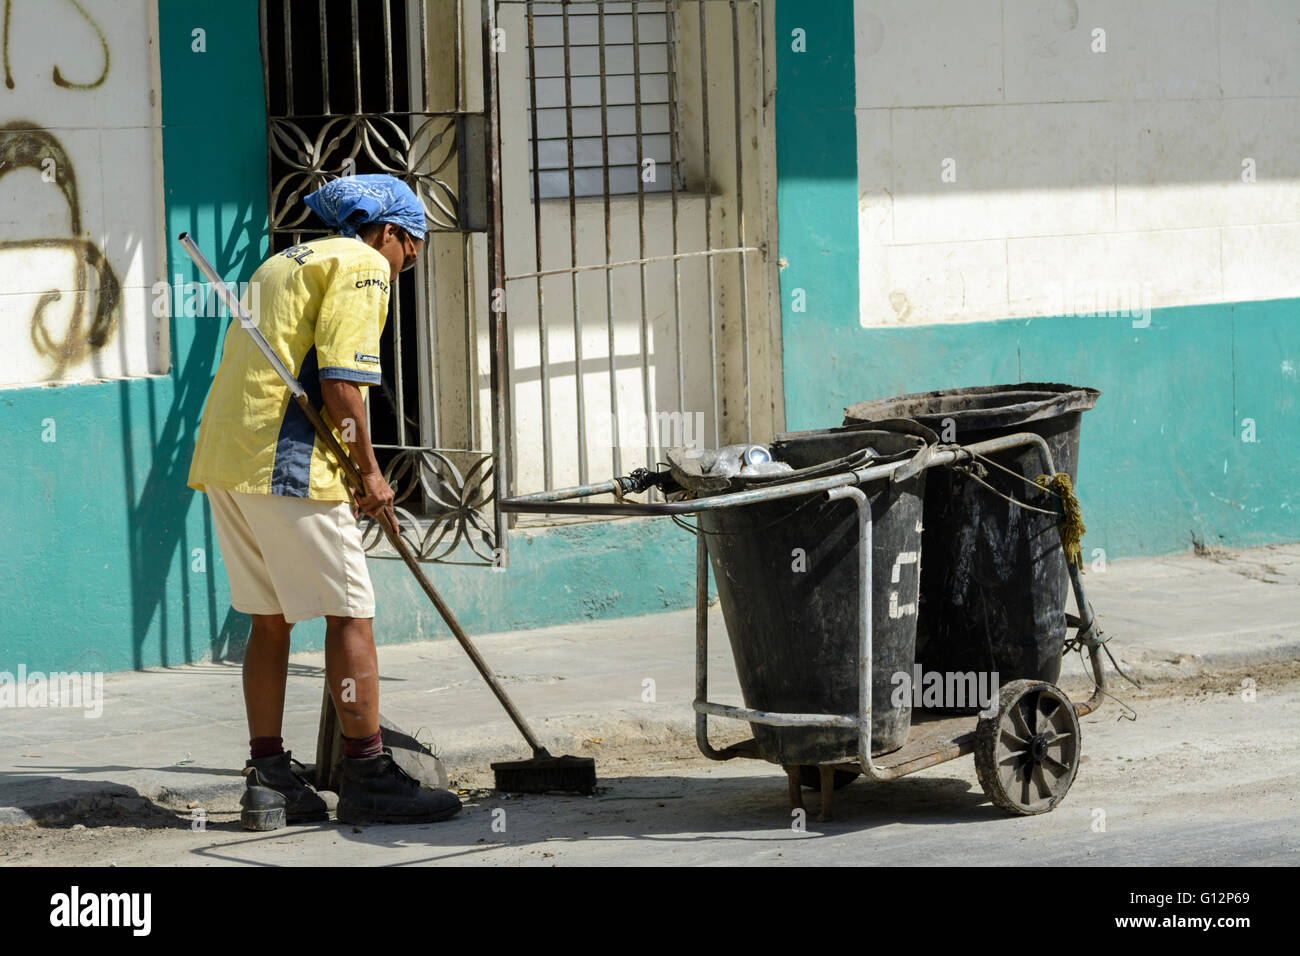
[187,174,462,829]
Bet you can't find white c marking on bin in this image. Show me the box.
[890,551,918,583]
[889,591,916,618]
[889,552,919,618]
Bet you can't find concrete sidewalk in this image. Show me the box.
[2,543,1297,827]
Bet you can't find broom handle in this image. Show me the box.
[294,394,547,756]
[178,233,547,756]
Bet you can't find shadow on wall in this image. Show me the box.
[115,0,276,670]
[121,202,265,669]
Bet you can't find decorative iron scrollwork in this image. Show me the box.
[358,448,497,564]
[268,113,462,233]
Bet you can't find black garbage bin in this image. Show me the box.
[671,422,930,766]
[844,383,1099,701]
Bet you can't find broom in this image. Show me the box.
[179,233,596,796]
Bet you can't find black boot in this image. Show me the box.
[240,750,330,831]
[337,748,462,825]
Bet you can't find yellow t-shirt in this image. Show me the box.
[188,236,392,501]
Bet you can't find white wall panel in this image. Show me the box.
[1007,229,1222,320]
[1113,99,1300,233]
[861,238,1008,326]
[1003,0,1219,104]
[1219,0,1300,98]
[855,0,1300,327]
[0,0,164,387]
[1222,222,1300,302]
[855,0,1003,108]
[889,103,1116,243]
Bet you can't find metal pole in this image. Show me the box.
[664,1,686,427]
[482,0,511,566]
[597,3,622,480]
[731,0,751,442]
[823,484,879,777]
[525,6,553,490]
[561,1,589,488]
[349,0,362,109]
[631,1,654,485]
[500,432,1061,516]
[699,2,719,447]
[382,0,394,113]
[317,0,328,112]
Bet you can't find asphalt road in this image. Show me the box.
[3,664,1296,867]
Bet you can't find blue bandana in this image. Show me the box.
[304,174,429,241]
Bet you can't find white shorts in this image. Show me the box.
[206,487,376,624]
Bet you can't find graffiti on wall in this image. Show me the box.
[1,0,126,383]
[0,124,121,377]
[2,0,110,91]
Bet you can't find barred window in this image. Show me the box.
[526,2,681,199]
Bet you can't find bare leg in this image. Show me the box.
[324,615,380,739]
[244,613,293,739]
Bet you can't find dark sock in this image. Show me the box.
[343,731,383,759]
[250,736,285,760]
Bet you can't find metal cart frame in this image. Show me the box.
[501,431,1111,819]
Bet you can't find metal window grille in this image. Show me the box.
[488,0,783,528]
[260,0,502,565]
[256,0,780,569]
[525,1,682,199]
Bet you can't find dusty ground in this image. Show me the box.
[3,662,1297,866]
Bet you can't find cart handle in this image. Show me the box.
[499,432,1059,517]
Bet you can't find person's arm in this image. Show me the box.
[320,377,398,533]
[312,256,397,528]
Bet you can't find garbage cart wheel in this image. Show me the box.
[798,766,860,790]
[974,679,1080,816]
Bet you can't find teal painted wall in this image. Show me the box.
[1,0,705,674]
[0,0,268,675]
[358,517,700,657]
[210,514,702,662]
[774,0,860,433]
[773,0,1300,560]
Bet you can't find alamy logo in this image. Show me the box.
[49,886,151,936]
[595,409,706,450]
[150,276,262,320]
[890,665,999,713]
[0,666,103,718]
